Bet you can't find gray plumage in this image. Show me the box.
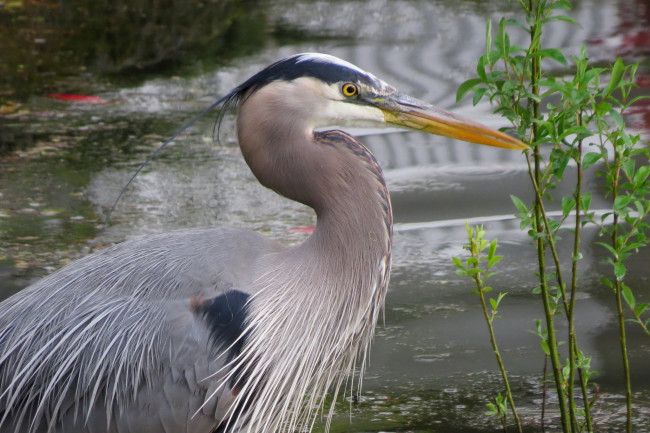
[0,228,282,432]
[0,53,525,433]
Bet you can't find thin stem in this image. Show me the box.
[525,145,592,432]
[541,355,548,432]
[573,111,594,432]
[529,2,571,429]
[524,153,569,311]
[612,155,633,433]
[515,0,528,12]
[631,307,650,337]
[533,157,571,433]
[534,196,571,433]
[566,119,581,433]
[475,280,523,433]
[577,366,593,432]
[615,273,632,433]
[465,227,523,433]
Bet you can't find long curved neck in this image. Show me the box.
[236,86,393,270]
[302,130,392,265]
[237,119,392,279]
[232,90,393,433]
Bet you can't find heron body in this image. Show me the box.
[0,53,525,433]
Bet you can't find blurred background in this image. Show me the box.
[1,0,649,431]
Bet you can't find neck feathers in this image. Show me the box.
[233,91,393,433]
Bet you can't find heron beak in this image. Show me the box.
[377,93,528,150]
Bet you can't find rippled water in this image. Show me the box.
[1,0,649,431]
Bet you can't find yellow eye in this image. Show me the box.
[341,83,358,97]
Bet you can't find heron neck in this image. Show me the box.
[236,91,392,286]
[289,129,393,301]
[307,194,391,268]
[239,128,392,433]
[301,129,392,267]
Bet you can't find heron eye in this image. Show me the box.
[341,83,358,97]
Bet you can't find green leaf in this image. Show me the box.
[542,15,578,26]
[596,241,618,258]
[539,48,567,66]
[490,298,498,310]
[488,239,497,259]
[635,303,649,317]
[633,165,650,187]
[600,277,614,289]
[511,195,529,215]
[621,158,636,180]
[547,220,561,232]
[522,91,541,102]
[615,262,627,281]
[496,18,509,54]
[580,192,592,211]
[621,284,634,306]
[609,109,625,130]
[562,196,576,218]
[477,56,487,81]
[485,17,492,59]
[456,78,484,103]
[452,256,464,269]
[487,51,502,68]
[550,0,573,10]
[472,87,488,106]
[540,340,550,355]
[622,242,646,254]
[606,58,626,96]
[553,152,571,180]
[505,17,527,31]
[629,95,650,106]
[488,255,502,268]
[614,195,633,211]
[596,101,613,118]
[582,152,601,170]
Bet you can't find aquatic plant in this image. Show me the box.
[454,0,649,431]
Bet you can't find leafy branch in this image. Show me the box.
[454,224,522,433]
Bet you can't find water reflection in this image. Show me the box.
[1,0,649,431]
[0,0,268,99]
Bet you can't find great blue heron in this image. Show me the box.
[0,53,525,433]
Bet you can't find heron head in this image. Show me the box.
[223,53,527,150]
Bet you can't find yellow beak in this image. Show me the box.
[378,93,527,150]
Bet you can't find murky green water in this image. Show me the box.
[1,0,650,431]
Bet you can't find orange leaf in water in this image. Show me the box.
[48,94,105,103]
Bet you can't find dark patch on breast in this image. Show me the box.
[192,290,250,362]
[193,290,265,417]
